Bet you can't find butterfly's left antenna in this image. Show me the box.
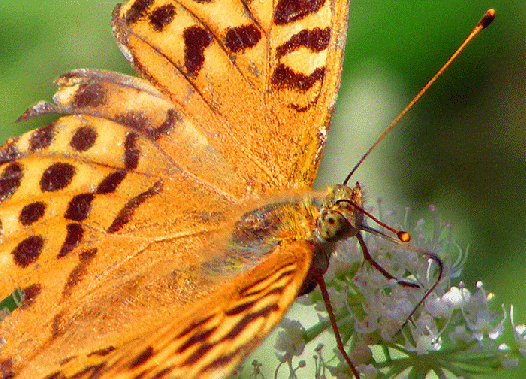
[342,9,496,187]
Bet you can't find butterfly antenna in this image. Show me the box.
[343,9,496,187]
[360,225,444,333]
[343,197,411,242]
[344,196,445,333]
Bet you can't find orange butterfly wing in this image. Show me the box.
[61,239,316,378]
[0,0,350,377]
[0,71,240,375]
[112,0,349,192]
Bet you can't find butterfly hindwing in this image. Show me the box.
[59,239,315,378]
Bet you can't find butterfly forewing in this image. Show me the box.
[0,70,239,376]
[0,0,350,377]
[113,0,349,192]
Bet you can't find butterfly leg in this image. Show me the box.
[314,268,361,379]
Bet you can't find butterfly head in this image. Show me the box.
[316,183,364,243]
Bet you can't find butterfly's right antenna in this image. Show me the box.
[343,9,495,336]
[360,224,444,333]
[343,9,496,187]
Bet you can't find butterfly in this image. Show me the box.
[0,0,361,377]
[0,0,501,376]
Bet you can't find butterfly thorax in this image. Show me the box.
[202,184,364,293]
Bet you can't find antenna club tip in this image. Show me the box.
[480,9,496,29]
[397,231,411,242]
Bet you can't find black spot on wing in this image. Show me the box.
[58,356,76,367]
[176,328,215,354]
[42,372,66,379]
[58,223,84,258]
[51,312,66,339]
[149,4,176,32]
[275,27,331,59]
[40,163,75,192]
[115,109,180,141]
[125,0,155,25]
[124,132,140,170]
[115,112,148,134]
[71,83,107,109]
[19,201,46,226]
[0,359,15,379]
[29,124,55,152]
[183,26,212,77]
[225,24,262,53]
[173,314,214,341]
[274,0,326,25]
[107,180,162,233]
[239,263,296,296]
[12,236,44,268]
[65,194,94,221]
[203,349,239,375]
[20,283,42,309]
[151,367,175,378]
[225,287,283,316]
[271,64,325,92]
[62,248,98,298]
[149,108,181,140]
[223,304,279,341]
[181,343,215,367]
[87,346,116,357]
[128,346,154,369]
[96,171,126,194]
[70,126,97,152]
[0,143,20,167]
[0,163,23,202]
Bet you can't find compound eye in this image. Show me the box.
[317,209,348,242]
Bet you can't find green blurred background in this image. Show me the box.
[0,0,524,378]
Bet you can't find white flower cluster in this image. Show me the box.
[267,206,524,379]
